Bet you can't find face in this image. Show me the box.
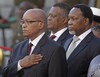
[93,30,100,38]
[92,22,100,38]
[91,21,100,27]
[68,8,87,36]
[21,11,43,40]
[47,7,67,33]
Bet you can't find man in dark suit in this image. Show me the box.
[64,4,100,77]
[47,3,72,46]
[2,9,67,77]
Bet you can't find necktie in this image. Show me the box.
[66,36,79,59]
[50,35,56,39]
[27,43,33,55]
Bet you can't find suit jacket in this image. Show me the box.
[2,34,68,77]
[57,29,72,46]
[48,29,72,47]
[87,55,100,77]
[64,32,100,77]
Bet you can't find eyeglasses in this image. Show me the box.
[19,20,41,25]
[92,25,100,31]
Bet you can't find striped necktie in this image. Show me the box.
[27,43,33,55]
[50,35,56,39]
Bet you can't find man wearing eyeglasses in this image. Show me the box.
[2,9,68,77]
[47,3,72,47]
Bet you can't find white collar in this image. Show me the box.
[29,32,45,46]
[77,29,92,40]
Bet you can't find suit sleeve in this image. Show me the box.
[2,47,20,77]
[48,46,68,77]
[2,61,18,77]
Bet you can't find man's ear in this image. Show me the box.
[84,18,89,26]
[39,22,44,29]
[63,17,68,24]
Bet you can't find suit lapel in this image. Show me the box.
[32,34,47,54]
[64,38,72,51]
[57,29,72,45]
[20,40,29,58]
[57,30,68,43]
[67,32,93,63]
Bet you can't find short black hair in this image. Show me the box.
[53,3,71,17]
[93,15,100,23]
[74,4,93,24]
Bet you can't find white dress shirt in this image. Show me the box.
[75,29,91,47]
[50,27,67,41]
[66,29,92,59]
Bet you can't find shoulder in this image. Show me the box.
[47,36,62,48]
[13,39,29,49]
[91,35,100,47]
[45,36,65,51]
[46,37,66,57]
[87,32,100,46]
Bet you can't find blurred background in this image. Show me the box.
[0,0,100,77]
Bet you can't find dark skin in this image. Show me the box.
[19,9,46,68]
[20,54,43,68]
[47,6,68,34]
[93,30,100,38]
[68,8,90,36]
[92,22,100,38]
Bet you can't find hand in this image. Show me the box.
[20,54,43,68]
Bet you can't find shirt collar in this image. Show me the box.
[29,32,45,46]
[77,29,92,40]
[50,27,67,37]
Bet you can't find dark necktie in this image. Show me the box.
[27,43,33,55]
[50,35,56,39]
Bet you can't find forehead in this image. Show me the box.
[23,11,39,20]
[49,7,64,14]
[68,8,83,17]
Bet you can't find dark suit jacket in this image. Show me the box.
[57,29,72,46]
[48,29,72,47]
[64,32,100,77]
[2,34,68,77]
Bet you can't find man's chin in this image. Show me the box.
[69,31,75,35]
